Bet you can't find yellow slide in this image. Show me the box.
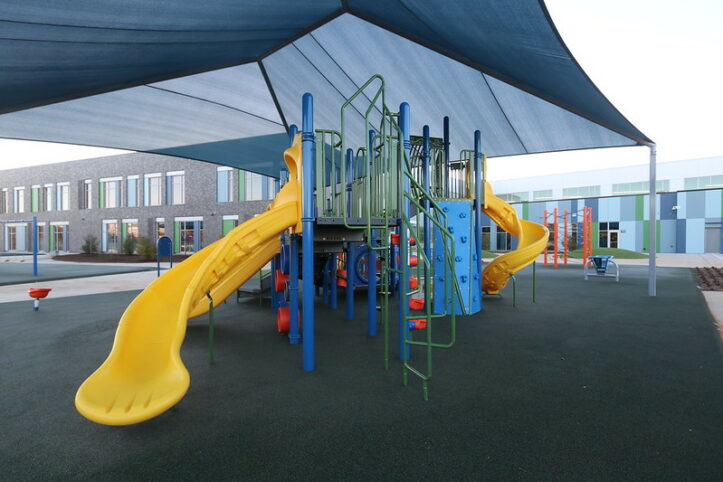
[75,136,303,425]
[482,181,549,295]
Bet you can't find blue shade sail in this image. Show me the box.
[0,2,650,175]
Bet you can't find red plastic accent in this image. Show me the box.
[409,277,418,290]
[277,307,301,333]
[409,298,425,310]
[28,288,52,300]
[409,319,427,330]
[337,269,347,287]
[409,255,418,267]
[274,269,288,293]
[409,236,416,246]
[391,233,400,245]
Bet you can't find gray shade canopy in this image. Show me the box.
[0,1,650,176]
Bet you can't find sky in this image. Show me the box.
[0,1,721,179]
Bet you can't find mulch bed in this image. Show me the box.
[694,267,723,291]
[53,253,190,263]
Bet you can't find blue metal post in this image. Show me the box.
[422,126,431,287]
[367,129,377,337]
[322,256,330,305]
[301,93,316,371]
[330,252,338,310]
[345,242,355,320]
[443,116,450,198]
[32,215,38,276]
[474,130,483,278]
[399,102,411,361]
[289,234,300,344]
[288,124,298,143]
[271,177,281,310]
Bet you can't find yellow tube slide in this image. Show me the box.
[75,136,303,425]
[482,181,549,295]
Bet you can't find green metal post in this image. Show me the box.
[206,291,215,365]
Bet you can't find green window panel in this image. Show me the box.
[635,195,644,221]
[173,222,181,253]
[592,222,599,248]
[98,182,105,208]
[30,187,39,212]
[121,223,127,245]
[222,219,236,235]
[49,229,55,251]
[238,170,246,201]
[522,203,529,220]
[641,220,661,252]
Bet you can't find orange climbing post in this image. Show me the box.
[553,208,559,269]
[563,209,568,266]
[543,209,549,266]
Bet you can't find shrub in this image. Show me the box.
[122,236,137,255]
[81,235,99,255]
[137,237,157,261]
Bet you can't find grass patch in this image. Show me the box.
[568,247,648,259]
[483,250,499,258]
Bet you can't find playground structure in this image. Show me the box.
[585,255,620,282]
[543,206,594,269]
[75,76,549,425]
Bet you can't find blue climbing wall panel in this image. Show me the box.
[433,200,482,315]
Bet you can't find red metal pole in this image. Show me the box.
[543,209,548,266]
[563,209,568,265]
[553,208,559,269]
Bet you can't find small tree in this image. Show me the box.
[122,236,137,255]
[81,235,99,255]
[137,237,157,261]
[567,231,578,251]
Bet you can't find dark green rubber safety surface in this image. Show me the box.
[0,263,154,286]
[0,265,721,480]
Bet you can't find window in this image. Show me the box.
[222,215,239,235]
[1,188,8,214]
[122,219,139,252]
[562,185,600,199]
[498,192,528,202]
[37,223,46,252]
[598,222,620,249]
[56,183,69,211]
[533,190,553,201]
[126,176,138,207]
[144,174,162,206]
[4,224,27,251]
[217,167,234,202]
[481,225,491,250]
[155,218,166,239]
[13,187,25,213]
[684,175,723,190]
[611,180,670,195]
[174,218,204,254]
[31,185,40,212]
[238,170,246,201]
[102,220,120,253]
[82,180,92,209]
[99,178,121,208]
[166,171,185,205]
[50,223,69,252]
[246,172,264,201]
[43,184,53,212]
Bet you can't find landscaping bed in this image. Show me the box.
[694,267,723,291]
[53,253,190,263]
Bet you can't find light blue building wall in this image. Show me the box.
[486,187,723,254]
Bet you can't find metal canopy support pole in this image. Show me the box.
[301,93,316,370]
[367,130,377,337]
[473,131,482,279]
[443,117,450,198]
[648,144,657,297]
[398,102,411,361]
[32,215,38,276]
